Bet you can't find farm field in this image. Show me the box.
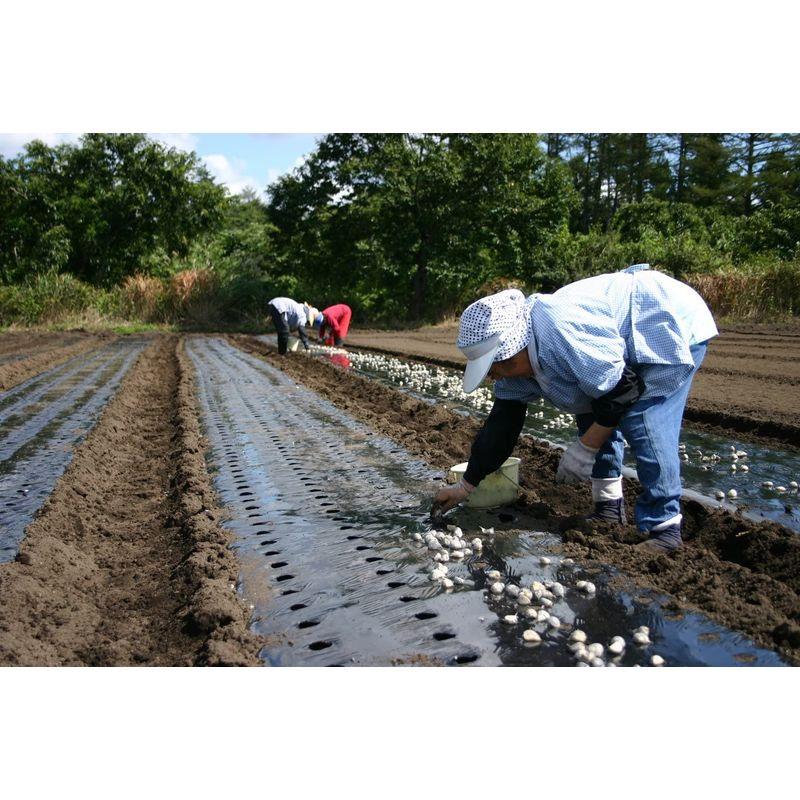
[1,329,800,666]
[346,322,800,447]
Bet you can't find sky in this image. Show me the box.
[0,133,323,197]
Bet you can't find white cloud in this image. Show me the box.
[265,152,311,189]
[0,132,81,159]
[202,153,260,196]
[148,133,199,152]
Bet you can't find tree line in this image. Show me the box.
[1,132,799,325]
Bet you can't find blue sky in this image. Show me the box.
[0,133,323,196]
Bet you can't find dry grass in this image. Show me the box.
[119,274,167,322]
[687,264,800,320]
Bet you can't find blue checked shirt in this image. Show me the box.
[494,264,718,413]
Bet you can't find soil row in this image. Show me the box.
[229,334,800,665]
[0,335,263,666]
[0,332,115,392]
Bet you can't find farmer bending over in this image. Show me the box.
[315,303,353,347]
[432,263,717,552]
[267,297,317,354]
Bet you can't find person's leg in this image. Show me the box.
[619,344,707,547]
[269,305,290,354]
[576,411,626,523]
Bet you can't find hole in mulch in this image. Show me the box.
[365,556,382,563]
[346,535,361,540]
[281,589,298,596]
[289,603,307,611]
[276,574,294,582]
[309,641,333,651]
[376,569,393,575]
[433,631,456,641]
[399,596,418,603]
[355,545,370,551]
[245,505,259,511]
[387,581,405,588]
[415,611,437,620]
[325,509,341,514]
[298,620,320,629]
[452,653,480,665]
[264,550,280,556]
[239,491,254,497]
[271,561,288,568]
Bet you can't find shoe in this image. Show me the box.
[637,523,682,553]
[586,498,626,525]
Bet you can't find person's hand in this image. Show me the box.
[431,479,474,516]
[556,439,599,484]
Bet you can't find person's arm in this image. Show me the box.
[296,320,310,349]
[464,398,528,486]
[432,399,527,513]
[557,366,645,484]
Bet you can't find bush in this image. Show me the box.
[0,272,101,326]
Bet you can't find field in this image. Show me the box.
[1,326,800,666]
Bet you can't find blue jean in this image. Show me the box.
[576,343,707,532]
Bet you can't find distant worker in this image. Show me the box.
[267,297,318,354]
[315,303,353,347]
[431,264,718,553]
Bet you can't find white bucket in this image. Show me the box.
[288,337,301,352]
[447,457,521,508]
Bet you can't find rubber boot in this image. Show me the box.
[637,523,682,553]
[586,497,626,525]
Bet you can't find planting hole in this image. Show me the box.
[399,596,418,603]
[387,581,405,588]
[433,631,456,641]
[415,611,438,620]
[309,641,333,651]
[298,620,320,629]
[276,574,294,582]
[271,561,288,568]
[290,603,307,611]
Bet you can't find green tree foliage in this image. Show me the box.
[0,134,226,286]
[269,133,576,321]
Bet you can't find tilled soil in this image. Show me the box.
[0,331,113,392]
[345,323,800,448]
[0,336,263,666]
[230,334,800,664]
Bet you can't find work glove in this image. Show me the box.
[431,479,474,518]
[556,439,599,485]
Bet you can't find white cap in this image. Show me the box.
[457,289,532,393]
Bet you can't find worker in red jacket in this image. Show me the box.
[315,304,353,347]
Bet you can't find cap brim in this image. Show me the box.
[462,344,500,393]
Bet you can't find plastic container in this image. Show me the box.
[447,457,521,508]
[288,337,301,352]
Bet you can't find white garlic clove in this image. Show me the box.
[551,582,566,598]
[502,614,519,625]
[547,616,561,629]
[536,609,550,623]
[471,538,483,550]
[633,631,651,645]
[517,594,531,606]
[487,570,502,582]
[569,629,587,643]
[539,556,551,566]
[607,639,625,656]
[441,578,454,589]
[650,654,665,667]
[490,581,505,595]
[522,629,541,643]
[587,643,604,658]
[505,584,521,598]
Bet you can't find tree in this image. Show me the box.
[0,134,227,286]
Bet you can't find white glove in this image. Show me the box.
[556,439,599,485]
